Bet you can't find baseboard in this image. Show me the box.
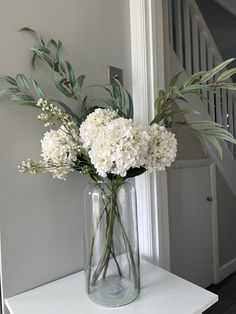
[219,257,236,282]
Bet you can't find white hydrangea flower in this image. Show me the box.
[41,127,80,179]
[80,108,118,149]
[145,123,177,171]
[88,117,150,177]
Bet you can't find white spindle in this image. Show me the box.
[222,89,228,130]
[228,92,234,153]
[215,89,222,125]
[199,31,208,110]
[183,0,191,74]
[207,49,215,121]
[175,0,183,64]
[234,101,236,158]
[168,0,174,47]
[192,16,199,73]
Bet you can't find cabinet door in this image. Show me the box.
[168,162,216,288]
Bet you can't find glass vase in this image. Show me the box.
[84,178,140,307]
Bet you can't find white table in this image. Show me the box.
[5,260,218,314]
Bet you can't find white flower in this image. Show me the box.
[145,124,177,171]
[37,99,78,132]
[40,127,81,179]
[88,117,150,177]
[80,108,118,149]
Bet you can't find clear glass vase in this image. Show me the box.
[84,178,140,307]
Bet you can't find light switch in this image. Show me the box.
[108,66,123,85]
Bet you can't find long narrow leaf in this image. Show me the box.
[200,58,235,82]
[31,80,46,98]
[0,88,20,96]
[16,74,29,91]
[0,75,17,86]
[66,61,75,87]
[56,41,66,74]
[52,71,72,97]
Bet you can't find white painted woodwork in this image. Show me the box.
[175,0,183,65]
[130,0,171,269]
[222,89,228,130]
[5,259,218,314]
[168,160,218,288]
[228,92,234,153]
[207,49,216,121]
[199,32,208,108]
[168,0,173,48]
[192,16,199,74]
[215,88,223,125]
[183,0,192,74]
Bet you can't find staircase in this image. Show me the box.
[168,0,236,196]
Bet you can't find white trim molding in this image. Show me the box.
[219,257,236,282]
[130,0,171,269]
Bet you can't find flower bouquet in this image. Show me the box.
[1,28,236,307]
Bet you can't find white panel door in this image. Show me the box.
[168,161,217,288]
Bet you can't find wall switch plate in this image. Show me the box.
[108,66,123,85]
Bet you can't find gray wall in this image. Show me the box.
[0,0,132,312]
[216,169,236,266]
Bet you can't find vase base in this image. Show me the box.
[88,276,139,307]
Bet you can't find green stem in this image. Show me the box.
[87,201,108,292]
[87,179,138,291]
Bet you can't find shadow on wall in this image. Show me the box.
[196,0,236,81]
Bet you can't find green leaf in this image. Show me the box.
[207,136,223,159]
[11,94,35,102]
[0,75,17,86]
[182,84,211,93]
[32,44,50,55]
[16,74,29,91]
[126,89,134,119]
[31,53,38,69]
[0,88,20,96]
[52,71,72,97]
[113,78,126,109]
[66,61,76,87]
[56,40,66,74]
[31,79,46,98]
[74,75,86,98]
[18,27,36,34]
[200,58,235,82]
[31,48,54,68]
[17,101,38,107]
[190,120,224,127]
[171,108,200,121]
[126,167,146,178]
[217,68,236,82]
[47,39,58,48]
[216,83,236,91]
[183,71,206,87]
[169,71,183,87]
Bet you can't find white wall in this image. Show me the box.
[0,0,132,310]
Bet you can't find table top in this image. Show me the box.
[5,260,218,314]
